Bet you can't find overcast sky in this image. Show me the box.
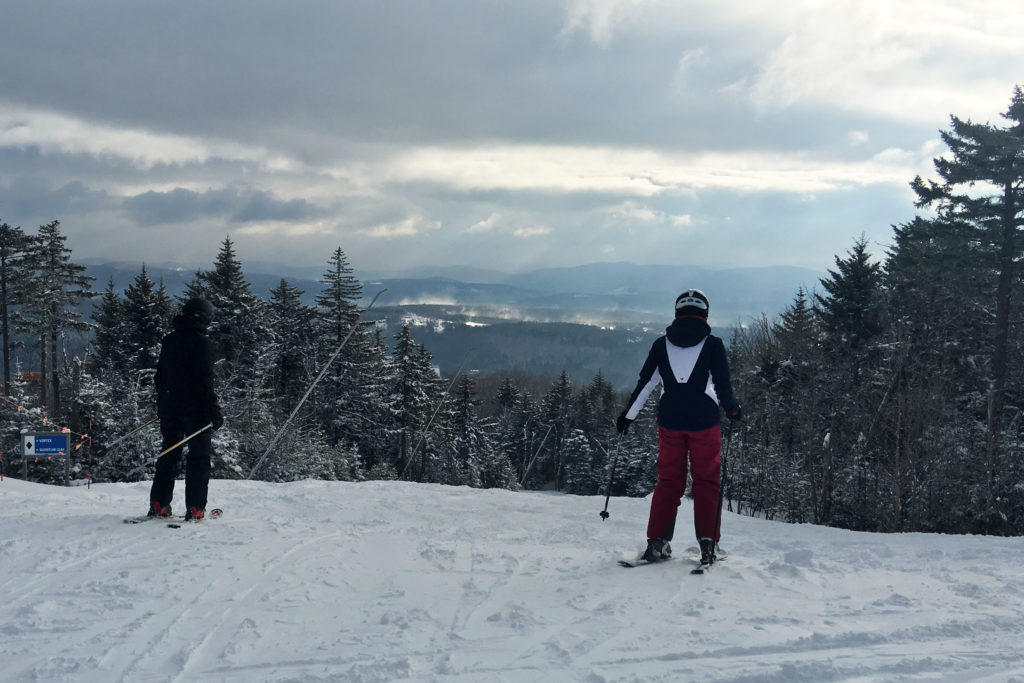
[1,1,1021,277]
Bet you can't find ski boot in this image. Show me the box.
[641,538,672,563]
[184,507,205,522]
[148,501,173,518]
[698,537,717,568]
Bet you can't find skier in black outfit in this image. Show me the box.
[147,297,223,521]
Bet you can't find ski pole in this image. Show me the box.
[104,417,159,451]
[247,289,386,480]
[158,422,213,457]
[599,436,623,520]
[712,421,734,544]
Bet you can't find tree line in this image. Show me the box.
[725,87,1024,535]
[0,231,647,496]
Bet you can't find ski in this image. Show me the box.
[123,515,171,524]
[124,508,222,525]
[618,556,676,568]
[167,508,223,528]
[619,545,728,571]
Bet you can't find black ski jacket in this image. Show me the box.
[155,314,221,427]
[623,317,739,431]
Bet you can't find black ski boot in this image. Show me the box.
[698,537,717,568]
[641,538,671,563]
[148,501,172,518]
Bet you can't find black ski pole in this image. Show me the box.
[712,421,734,547]
[599,436,623,520]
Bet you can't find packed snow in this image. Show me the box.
[2,476,1024,682]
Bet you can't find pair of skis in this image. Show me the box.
[123,507,223,528]
[619,545,726,574]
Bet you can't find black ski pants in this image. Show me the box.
[149,416,212,512]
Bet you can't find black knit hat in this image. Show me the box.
[674,289,709,319]
[183,296,214,326]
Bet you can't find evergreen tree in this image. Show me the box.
[389,325,437,480]
[0,221,33,396]
[815,236,885,350]
[90,278,127,377]
[491,375,540,486]
[560,428,596,494]
[910,86,1024,531]
[316,247,363,343]
[534,370,575,490]
[313,247,369,448]
[123,265,172,371]
[267,278,317,413]
[22,221,94,415]
[186,237,267,377]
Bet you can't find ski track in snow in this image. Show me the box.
[2,478,1024,682]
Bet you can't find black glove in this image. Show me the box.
[727,404,742,422]
[616,411,633,434]
[211,409,224,431]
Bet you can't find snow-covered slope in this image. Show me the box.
[2,477,1023,682]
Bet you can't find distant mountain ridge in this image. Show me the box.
[83,260,822,325]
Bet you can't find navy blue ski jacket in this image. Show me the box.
[623,317,739,431]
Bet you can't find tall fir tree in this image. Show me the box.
[815,237,885,350]
[389,325,436,480]
[0,221,33,396]
[267,278,318,413]
[910,86,1024,531]
[23,221,94,416]
[123,265,172,372]
[90,278,127,377]
[314,246,370,448]
[186,236,267,377]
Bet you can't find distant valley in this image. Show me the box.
[83,260,822,389]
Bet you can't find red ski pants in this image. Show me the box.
[646,424,722,541]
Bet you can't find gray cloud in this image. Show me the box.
[0,175,113,226]
[0,1,1020,277]
[122,188,318,226]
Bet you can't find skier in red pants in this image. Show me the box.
[617,290,741,567]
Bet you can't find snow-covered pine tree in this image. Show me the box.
[530,370,575,490]
[0,220,33,396]
[910,86,1024,534]
[390,327,444,482]
[313,246,371,450]
[352,328,395,475]
[86,276,163,482]
[123,265,172,372]
[185,237,268,379]
[449,373,503,488]
[21,220,94,418]
[90,279,127,376]
[491,377,542,486]
[267,278,318,415]
[811,237,887,529]
[560,428,595,494]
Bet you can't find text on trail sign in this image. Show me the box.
[22,433,70,456]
